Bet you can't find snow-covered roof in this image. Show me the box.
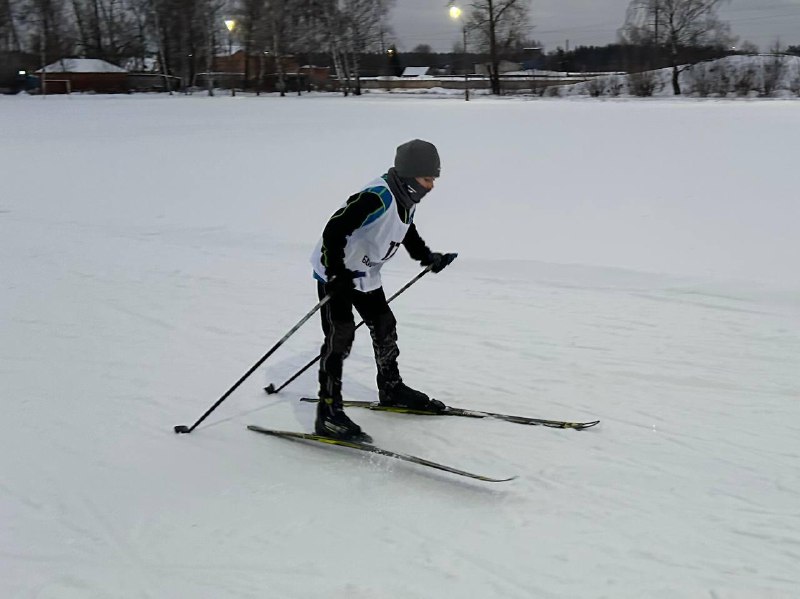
[402,66,430,77]
[37,58,127,74]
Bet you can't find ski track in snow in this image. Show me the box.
[2,94,799,598]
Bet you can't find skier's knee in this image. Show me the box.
[330,320,356,355]
[371,311,397,344]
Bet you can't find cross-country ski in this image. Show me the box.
[247,425,516,483]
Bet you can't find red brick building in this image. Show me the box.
[36,58,128,93]
[211,51,331,91]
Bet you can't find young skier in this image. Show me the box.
[310,139,457,441]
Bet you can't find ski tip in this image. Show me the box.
[577,420,600,430]
[264,384,277,394]
[552,419,600,430]
[488,475,518,483]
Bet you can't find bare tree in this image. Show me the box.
[302,0,392,96]
[789,71,800,97]
[586,76,606,97]
[738,40,758,54]
[21,0,76,63]
[69,0,102,58]
[288,0,347,91]
[341,0,392,94]
[620,0,732,95]
[465,0,531,95]
[236,0,265,89]
[142,0,172,90]
[126,0,152,71]
[629,68,660,95]
[318,1,350,94]
[148,0,202,88]
[68,0,145,65]
[204,0,226,94]
[732,64,755,96]
[1,0,23,51]
[263,0,289,95]
[761,40,786,97]
[687,59,730,96]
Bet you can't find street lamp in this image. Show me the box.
[449,5,469,101]
[224,19,236,95]
[224,19,236,54]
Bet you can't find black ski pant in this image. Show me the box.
[317,281,400,402]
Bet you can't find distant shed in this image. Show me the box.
[35,58,128,93]
[401,67,430,77]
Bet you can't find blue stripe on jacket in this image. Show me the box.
[360,186,394,226]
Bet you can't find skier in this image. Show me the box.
[310,139,457,441]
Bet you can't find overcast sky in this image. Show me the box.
[389,0,800,53]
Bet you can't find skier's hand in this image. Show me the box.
[325,268,358,298]
[423,252,458,273]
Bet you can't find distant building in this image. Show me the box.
[401,66,430,77]
[207,50,310,91]
[36,58,128,93]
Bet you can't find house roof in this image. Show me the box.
[37,58,127,74]
[401,66,430,77]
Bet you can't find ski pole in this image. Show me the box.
[265,265,434,396]
[174,294,331,434]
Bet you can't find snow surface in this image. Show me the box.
[2,93,799,598]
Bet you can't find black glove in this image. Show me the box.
[325,268,357,298]
[423,252,458,274]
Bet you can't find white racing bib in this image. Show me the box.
[311,176,414,292]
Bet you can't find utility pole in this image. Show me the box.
[463,25,469,101]
[39,17,46,98]
[654,0,660,67]
[449,5,469,101]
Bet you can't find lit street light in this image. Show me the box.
[224,19,236,95]
[224,19,236,54]
[449,5,469,101]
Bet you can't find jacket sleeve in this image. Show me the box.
[402,223,432,262]
[321,191,384,276]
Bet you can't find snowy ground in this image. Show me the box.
[2,93,799,598]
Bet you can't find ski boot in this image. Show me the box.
[378,381,446,413]
[315,397,372,443]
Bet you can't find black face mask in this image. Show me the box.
[387,168,430,210]
[404,177,431,203]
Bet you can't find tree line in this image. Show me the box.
[1,0,797,95]
[0,0,397,93]
[0,0,534,94]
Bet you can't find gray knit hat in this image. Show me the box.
[394,139,441,178]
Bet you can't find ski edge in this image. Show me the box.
[293,395,599,431]
[246,425,516,483]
